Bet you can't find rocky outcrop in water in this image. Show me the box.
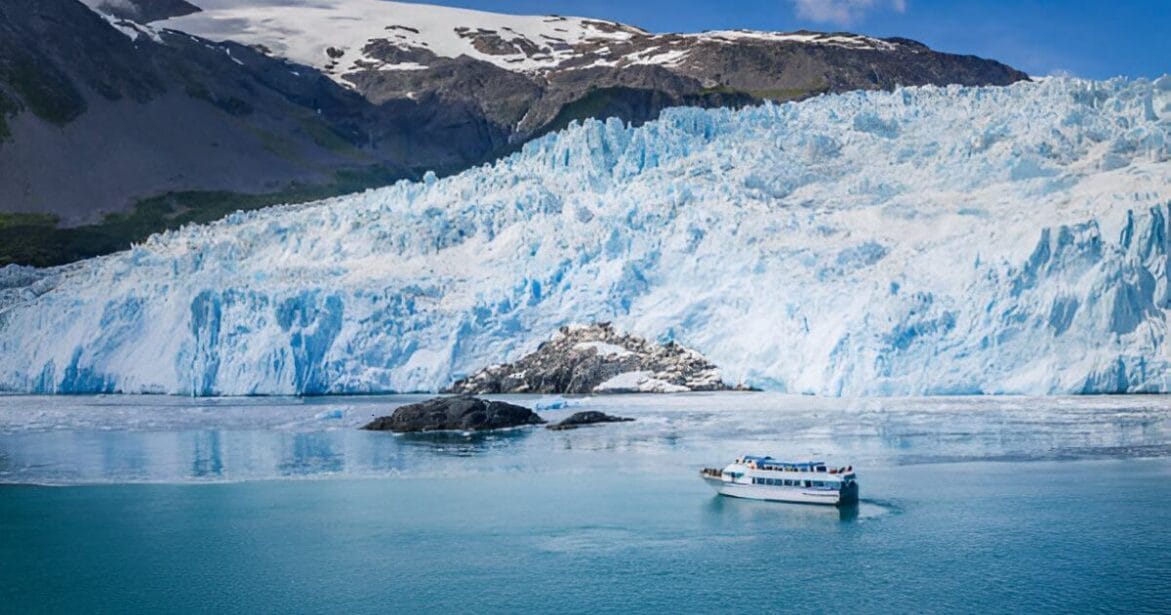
[546,411,635,431]
[362,396,545,432]
[446,323,745,394]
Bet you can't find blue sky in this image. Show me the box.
[405,0,1170,79]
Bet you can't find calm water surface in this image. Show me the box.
[1,394,1168,613]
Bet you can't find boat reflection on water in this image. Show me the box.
[391,428,535,457]
[704,493,877,524]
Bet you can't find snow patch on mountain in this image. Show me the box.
[0,77,1168,395]
[689,30,897,50]
[93,9,165,42]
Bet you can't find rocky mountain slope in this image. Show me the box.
[0,0,1027,266]
[0,0,416,264]
[162,0,1027,143]
[445,323,738,394]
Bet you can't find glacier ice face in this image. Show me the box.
[1,77,1169,395]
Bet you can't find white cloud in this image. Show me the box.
[790,0,908,27]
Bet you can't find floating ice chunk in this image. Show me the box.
[535,398,578,411]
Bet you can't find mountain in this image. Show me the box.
[0,0,1027,266]
[158,0,1028,140]
[0,77,1166,396]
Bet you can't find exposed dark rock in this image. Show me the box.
[361,396,545,432]
[547,411,635,430]
[446,323,752,394]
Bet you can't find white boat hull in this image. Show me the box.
[702,476,858,506]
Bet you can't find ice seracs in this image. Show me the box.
[0,78,1168,396]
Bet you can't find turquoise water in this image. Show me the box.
[1,394,1169,613]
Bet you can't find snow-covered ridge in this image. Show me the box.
[1,77,1169,395]
[686,29,897,50]
[144,0,900,86]
[152,0,642,82]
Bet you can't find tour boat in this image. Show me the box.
[700,455,859,506]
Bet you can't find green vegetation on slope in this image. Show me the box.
[0,91,14,141]
[0,166,406,267]
[1,56,88,127]
[699,77,830,102]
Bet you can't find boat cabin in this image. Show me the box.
[722,455,857,490]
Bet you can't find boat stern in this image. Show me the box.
[838,479,860,506]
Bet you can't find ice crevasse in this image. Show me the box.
[0,77,1169,395]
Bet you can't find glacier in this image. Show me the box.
[0,77,1169,396]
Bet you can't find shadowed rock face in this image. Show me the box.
[0,0,405,227]
[546,411,635,431]
[446,323,744,394]
[361,396,545,432]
